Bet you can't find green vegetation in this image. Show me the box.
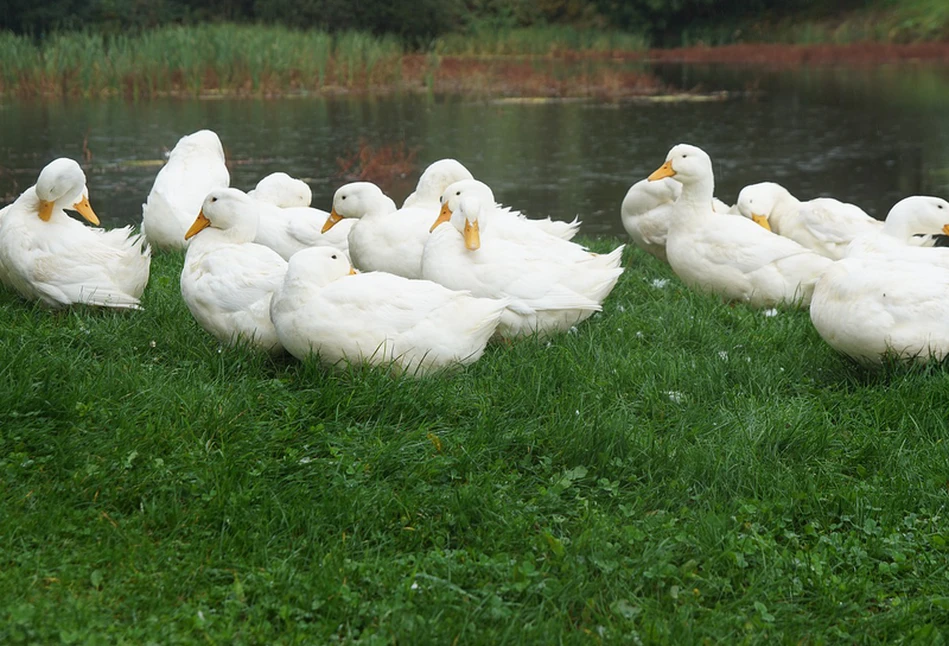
[682,0,949,46]
[3,244,949,642]
[0,25,404,98]
[3,0,948,48]
[0,24,655,98]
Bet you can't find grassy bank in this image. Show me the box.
[2,243,948,643]
[0,24,651,99]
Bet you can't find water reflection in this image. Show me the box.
[1,61,948,237]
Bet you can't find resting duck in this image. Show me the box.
[422,190,623,339]
[271,246,507,375]
[180,188,287,352]
[142,129,230,250]
[735,181,881,259]
[648,144,833,308]
[0,158,150,308]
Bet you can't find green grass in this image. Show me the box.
[0,25,404,98]
[0,24,652,99]
[2,242,949,643]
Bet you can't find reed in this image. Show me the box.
[0,25,404,98]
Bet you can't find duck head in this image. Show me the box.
[185,187,259,242]
[322,182,395,233]
[35,158,99,225]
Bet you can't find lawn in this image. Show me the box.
[2,242,948,643]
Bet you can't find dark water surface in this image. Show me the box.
[2,61,949,237]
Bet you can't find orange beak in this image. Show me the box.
[322,209,343,234]
[648,160,675,181]
[463,218,480,251]
[942,224,949,236]
[430,202,452,233]
[751,213,772,232]
[184,211,212,240]
[72,195,100,226]
[37,199,54,222]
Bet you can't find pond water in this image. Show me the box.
[2,61,949,238]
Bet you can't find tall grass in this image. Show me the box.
[0,25,404,98]
[2,244,949,642]
[0,24,656,99]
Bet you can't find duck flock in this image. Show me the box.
[1,129,948,373]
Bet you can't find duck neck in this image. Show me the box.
[677,175,715,218]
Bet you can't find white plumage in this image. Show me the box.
[0,158,150,309]
[180,188,287,353]
[422,190,623,339]
[810,195,949,364]
[648,144,833,308]
[735,181,881,259]
[248,173,354,261]
[271,246,506,375]
[142,129,230,250]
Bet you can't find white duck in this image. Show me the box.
[320,182,414,274]
[621,177,682,263]
[810,255,949,365]
[402,158,475,209]
[422,192,624,339]
[648,144,833,308]
[248,173,354,261]
[811,194,949,364]
[0,158,150,308]
[846,195,949,260]
[405,159,580,240]
[735,181,881,259]
[431,179,583,245]
[142,129,230,250]
[622,177,746,264]
[248,172,312,208]
[180,188,287,353]
[271,246,507,375]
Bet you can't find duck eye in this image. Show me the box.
[455,191,460,196]
[331,254,337,259]
[211,197,217,202]
[939,204,944,210]
[341,195,346,200]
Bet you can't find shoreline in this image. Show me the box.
[3,41,949,101]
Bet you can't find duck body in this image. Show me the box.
[253,201,354,261]
[271,247,506,375]
[622,177,743,263]
[651,145,833,308]
[180,188,287,352]
[810,195,949,364]
[736,182,880,259]
[324,182,428,277]
[621,177,680,262]
[247,172,354,260]
[810,256,949,364]
[422,192,623,339]
[142,130,230,250]
[0,158,150,309]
